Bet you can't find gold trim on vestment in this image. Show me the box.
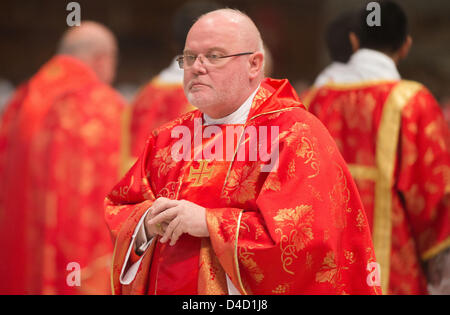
[110,236,118,295]
[322,80,399,90]
[120,104,133,177]
[372,80,422,294]
[422,237,450,261]
[234,210,247,295]
[347,164,379,181]
[301,88,319,109]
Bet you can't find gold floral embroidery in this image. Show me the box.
[434,165,450,192]
[308,184,323,201]
[315,251,347,289]
[274,205,314,275]
[251,86,272,113]
[283,122,320,178]
[239,247,264,284]
[106,204,128,217]
[344,251,355,264]
[305,252,313,270]
[424,148,434,166]
[111,175,134,199]
[425,120,446,150]
[404,184,425,216]
[153,146,177,177]
[261,172,281,192]
[338,91,375,133]
[157,181,180,199]
[272,283,290,294]
[154,111,196,136]
[402,136,418,166]
[223,164,259,204]
[329,164,351,229]
[215,211,249,242]
[287,160,296,178]
[356,209,366,232]
[80,119,105,147]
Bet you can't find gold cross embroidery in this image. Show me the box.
[188,161,214,187]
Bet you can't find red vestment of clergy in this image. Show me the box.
[306,80,450,294]
[129,78,194,159]
[0,55,125,294]
[105,78,381,295]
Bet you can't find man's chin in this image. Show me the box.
[187,95,215,111]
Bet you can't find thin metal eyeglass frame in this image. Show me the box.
[176,52,254,69]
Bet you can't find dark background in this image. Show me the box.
[1,0,449,104]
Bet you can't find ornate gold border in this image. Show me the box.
[373,80,422,294]
[233,210,247,295]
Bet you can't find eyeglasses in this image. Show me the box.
[176,52,254,69]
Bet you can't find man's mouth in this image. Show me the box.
[189,82,210,90]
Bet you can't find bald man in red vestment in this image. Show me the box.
[105,9,381,295]
[0,21,125,294]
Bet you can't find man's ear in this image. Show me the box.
[349,32,360,53]
[398,35,412,61]
[249,52,264,79]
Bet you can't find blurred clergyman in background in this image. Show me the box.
[313,10,357,88]
[306,1,449,294]
[0,21,126,294]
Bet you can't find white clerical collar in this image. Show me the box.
[158,57,184,84]
[203,86,259,126]
[313,61,350,87]
[347,48,401,82]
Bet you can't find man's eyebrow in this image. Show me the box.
[206,47,227,53]
[183,47,227,55]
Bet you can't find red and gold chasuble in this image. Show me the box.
[128,78,194,161]
[0,55,125,294]
[306,80,450,294]
[105,78,381,295]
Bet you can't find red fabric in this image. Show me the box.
[105,78,381,295]
[307,81,450,294]
[0,55,125,294]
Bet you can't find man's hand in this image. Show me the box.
[145,197,209,246]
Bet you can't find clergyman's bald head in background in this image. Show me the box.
[58,21,118,85]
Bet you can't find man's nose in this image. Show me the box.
[190,55,207,74]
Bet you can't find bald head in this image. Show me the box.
[58,21,118,84]
[183,9,266,118]
[194,9,264,54]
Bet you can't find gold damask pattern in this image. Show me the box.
[274,205,314,275]
[153,146,177,177]
[282,122,320,178]
[223,164,260,204]
[329,164,351,229]
[315,251,347,292]
[239,247,264,284]
[110,175,134,199]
